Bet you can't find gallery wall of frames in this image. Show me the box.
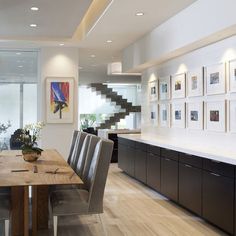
[148,59,236,133]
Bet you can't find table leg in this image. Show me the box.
[24,186,29,236]
[32,186,37,236]
[11,187,24,236]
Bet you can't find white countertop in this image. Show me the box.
[118,133,236,165]
[98,129,140,139]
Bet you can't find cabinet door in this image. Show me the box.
[147,153,161,191]
[161,158,178,202]
[126,146,135,177]
[135,149,147,183]
[179,163,202,216]
[202,171,234,235]
[118,143,127,172]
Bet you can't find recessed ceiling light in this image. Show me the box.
[31,7,39,11]
[59,43,64,46]
[106,40,112,43]
[16,52,21,55]
[18,65,23,68]
[135,12,144,16]
[30,24,37,28]
[90,54,96,58]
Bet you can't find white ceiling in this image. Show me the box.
[0,0,197,81]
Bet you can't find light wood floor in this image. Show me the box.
[25,164,229,235]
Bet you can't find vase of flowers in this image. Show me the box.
[20,122,44,162]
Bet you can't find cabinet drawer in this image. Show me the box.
[147,145,161,155]
[135,142,147,151]
[118,138,136,148]
[179,153,202,169]
[203,159,234,178]
[161,148,178,161]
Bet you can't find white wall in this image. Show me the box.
[123,0,236,72]
[142,35,236,153]
[39,47,79,159]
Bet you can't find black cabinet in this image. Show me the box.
[161,157,178,202]
[179,163,202,216]
[147,152,161,191]
[118,142,127,171]
[202,170,234,235]
[135,149,147,183]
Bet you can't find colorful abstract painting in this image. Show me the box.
[46,78,74,123]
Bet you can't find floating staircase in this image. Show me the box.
[90,83,141,129]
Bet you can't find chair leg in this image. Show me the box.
[4,219,9,236]
[53,216,58,236]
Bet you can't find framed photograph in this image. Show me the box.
[149,80,158,101]
[150,103,158,125]
[171,73,186,99]
[187,68,203,97]
[159,103,170,127]
[187,102,203,130]
[229,59,236,93]
[171,102,186,128]
[206,101,225,132]
[159,76,170,100]
[205,63,225,95]
[229,100,236,132]
[46,77,74,123]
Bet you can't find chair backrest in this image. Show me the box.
[70,132,87,170]
[82,135,101,182]
[75,134,93,177]
[86,138,114,214]
[67,130,79,165]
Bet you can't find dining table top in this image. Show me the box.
[0,149,83,187]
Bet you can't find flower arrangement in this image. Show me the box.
[20,122,45,155]
[0,121,11,135]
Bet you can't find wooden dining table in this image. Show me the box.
[0,149,83,236]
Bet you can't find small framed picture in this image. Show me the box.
[206,101,226,132]
[187,102,203,130]
[229,59,236,93]
[229,100,236,132]
[205,63,225,95]
[149,80,158,101]
[150,103,158,126]
[187,68,203,97]
[159,76,170,100]
[159,103,170,127]
[171,102,186,128]
[171,73,186,99]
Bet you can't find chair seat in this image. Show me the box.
[0,195,10,220]
[49,184,82,193]
[50,189,89,216]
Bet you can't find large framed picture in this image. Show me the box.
[149,80,158,101]
[159,103,170,127]
[206,101,226,132]
[187,102,203,130]
[229,100,236,132]
[229,59,236,93]
[171,102,186,128]
[205,63,225,95]
[150,103,158,126]
[159,76,170,100]
[171,73,186,99]
[46,77,74,123]
[187,68,203,97]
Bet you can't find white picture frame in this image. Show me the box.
[229,100,236,132]
[159,76,170,100]
[149,80,158,102]
[150,103,158,126]
[171,73,186,99]
[159,103,170,128]
[206,101,226,132]
[187,67,203,97]
[46,77,74,123]
[229,59,236,93]
[171,102,186,128]
[205,63,225,95]
[187,102,203,130]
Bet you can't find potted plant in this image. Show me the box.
[20,122,44,162]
